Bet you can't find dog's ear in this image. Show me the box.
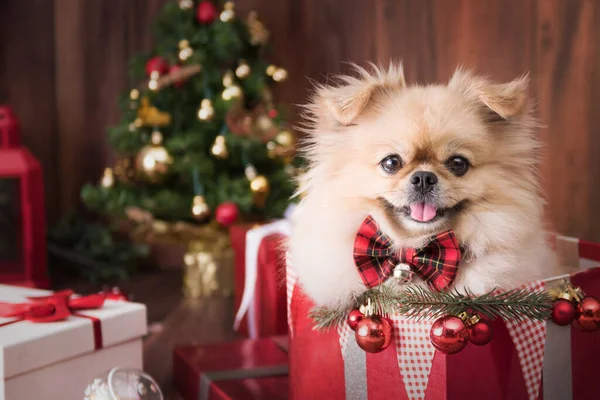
[449,68,529,121]
[305,63,406,131]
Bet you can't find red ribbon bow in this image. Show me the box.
[0,290,107,350]
[0,290,106,322]
[353,216,461,291]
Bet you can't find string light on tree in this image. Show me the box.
[211,135,229,159]
[266,65,277,77]
[222,71,243,101]
[197,99,215,121]
[100,168,114,188]
[220,1,235,22]
[179,0,194,10]
[191,195,211,220]
[129,88,140,109]
[235,60,251,79]
[135,130,172,182]
[178,40,194,61]
[245,163,270,208]
[272,68,288,82]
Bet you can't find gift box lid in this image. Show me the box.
[0,285,147,380]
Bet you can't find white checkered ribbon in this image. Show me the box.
[504,280,547,400]
[337,320,353,359]
[393,315,436,400]
[286,254,297,338]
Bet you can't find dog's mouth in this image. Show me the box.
[381,198,467,225]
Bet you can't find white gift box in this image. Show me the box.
[0,285,147,400]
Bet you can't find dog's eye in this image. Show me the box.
[380,154,403,174]
[446,156,470,176]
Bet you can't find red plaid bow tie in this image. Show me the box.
[353,216,461,291]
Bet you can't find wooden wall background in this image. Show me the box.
[1,0,599,241]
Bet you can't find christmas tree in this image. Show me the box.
[82,0,299,225]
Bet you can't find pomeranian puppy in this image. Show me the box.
[289,63,562,307]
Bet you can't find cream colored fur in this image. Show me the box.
[289,63,564,308]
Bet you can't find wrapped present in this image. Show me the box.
[0,284,146,400]
[231,219,291,338]
[183,233,234,298]
[287,236,600,400]
[173,337,289,400]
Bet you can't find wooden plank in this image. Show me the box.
[0,0,59,222]
[535,0,600,241]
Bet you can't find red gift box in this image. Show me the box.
[287,236,600,400]
[231,221,290,338]
[173,338,289,400]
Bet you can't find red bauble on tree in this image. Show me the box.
[467,315,493,346]
[346,309,364,331]
[355,316,392,353]
[215,202,239,227]
[551,298,576,326]
[574,296,600,332]
[145,56,169,76]
[430,315,469,354]
[196,1,217,24]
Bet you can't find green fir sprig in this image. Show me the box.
[310,285,554,332]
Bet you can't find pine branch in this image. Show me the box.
[310,284,554,331]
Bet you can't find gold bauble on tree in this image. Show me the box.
[250,175,270,208]
[191,195,211,220]
[197,99,215,121]
[235,60,251,79]
[135,130,172,183]
[211,135,229,159]
[267,130,296,160]
[220,1,235,22]
[178,39,194,61]
[100,168,114,188]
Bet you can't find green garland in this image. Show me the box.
[309,285,554,331]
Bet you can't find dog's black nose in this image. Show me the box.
[410,171,438,192]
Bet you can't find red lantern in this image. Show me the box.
[0,106,48,288]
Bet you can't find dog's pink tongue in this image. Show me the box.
[410,203,437,222]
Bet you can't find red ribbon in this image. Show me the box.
[0,290,107,349]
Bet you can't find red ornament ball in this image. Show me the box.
[215,202,239,227]
[196,1,217,24]
[100,286,129,301]
[467,319,493,346]
[430,316,469,354]
[574,296,600,332]
[355,316,392,353]
[168,65,186,88]
[347,309,364,331]
[551,299,576,326]
[145,56,169,76]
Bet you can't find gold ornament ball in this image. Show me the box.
[135,132,171,182]
[222,85,242,101]
[272,68,288,82]
[266,65,277,76]
[275,130,296,148]
[179,0,194,10]
[197,99,215,121]
[250,175,270,208]
[211,135,229,159]
[235,61,251,79]
[100,168,115,188]
[130,89,140,100]
[191,195,211,220]
[178,40,194,61]
[220,1,235,22]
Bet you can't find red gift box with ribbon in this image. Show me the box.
[230,220,290,338]
[0,284,146,400]
[287,235,600,400]
[173,337,289,400]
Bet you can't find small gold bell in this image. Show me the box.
[235,61,251,79]
[211,135,229,159]
[392,263,414,283]
[197,99,215,121]
[222,85,242,101]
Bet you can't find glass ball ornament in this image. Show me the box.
[574,296,600,332]
[191,195,211,220]
[235,61,251,79]
[135,131,172,183]
[197,99,215,121]
[354,316,392,353]
[429,315,469,354]
[83,367,163,400]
